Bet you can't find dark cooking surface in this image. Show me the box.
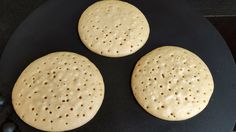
[0,0,236,131]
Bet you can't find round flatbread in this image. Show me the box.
[131,46,214,121]
[78,0,150,57]
[12,52,105,131]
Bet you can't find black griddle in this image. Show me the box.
[0,0,236,131]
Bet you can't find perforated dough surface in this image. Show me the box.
[12,52,105,131]
[131,46,214,121]
[78,0,150,57]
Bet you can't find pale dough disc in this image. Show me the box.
[12,52,105,131]
[131,46,214,121]
[78,0,150,57]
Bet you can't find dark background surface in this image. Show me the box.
[189,0,236,16]
[0,0,235,131]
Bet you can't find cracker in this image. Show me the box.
[12,52,105,131]
[78,0,150,57]
[131,46,214,121]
